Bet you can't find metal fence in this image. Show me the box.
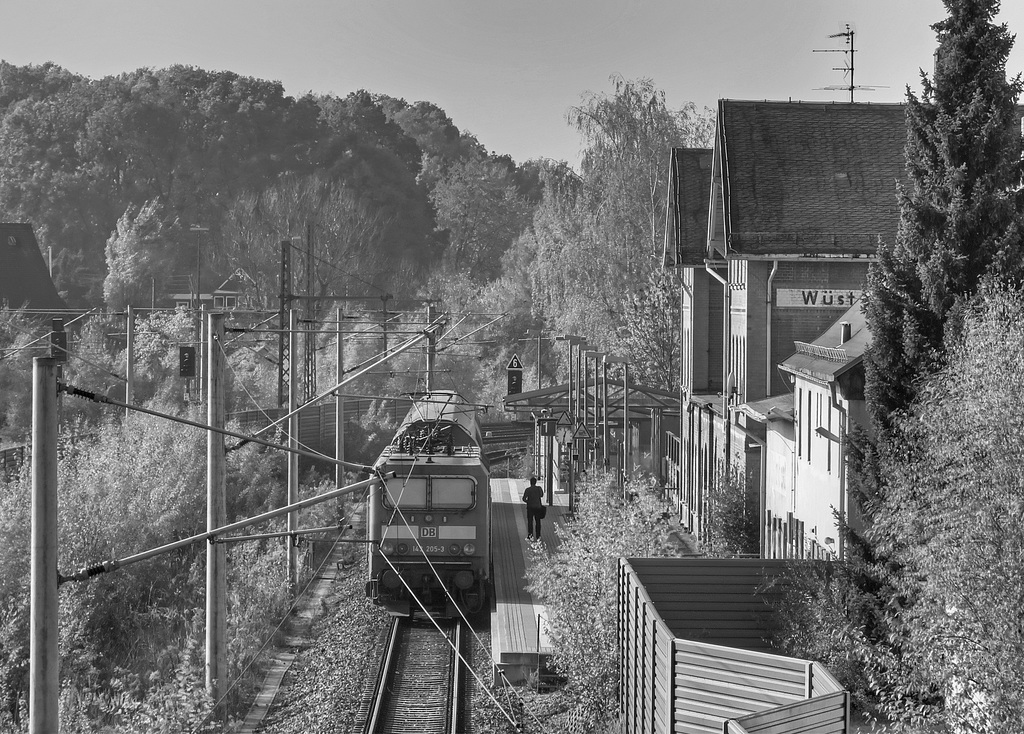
[619,557,850,734]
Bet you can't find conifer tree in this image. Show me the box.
[864,0,1024,438]
[806,1,1024,720]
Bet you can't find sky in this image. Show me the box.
[3,0,1024,166]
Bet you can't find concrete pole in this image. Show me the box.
[197,305,206,402]
[623,363,631,483]
[125,305,135,417]
[287,309,299,589]
[425,304,436,392]
[30,358,59,734]
[565,339,573,421]
[602,361,609,469]
[335,306,345,491]
[205,313,227,717]
[536,331,542,392]
[545,432,554,506]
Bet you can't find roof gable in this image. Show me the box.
[0,223,66,311]
[719,101,907,256]
[663,147,713,267]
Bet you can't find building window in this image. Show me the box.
[807,390,813,463]
[827,400,833,473]
[225,296,237,309]
[214,296,224,308]
[797,388,803,459]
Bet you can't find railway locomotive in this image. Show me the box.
[366,391,491,617]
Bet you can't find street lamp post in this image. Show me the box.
[584,351,605,469]
[555,335,584,510]
[555,334,585,420]
[605,356,630,487]
[523,329,546,392]
[190,226,209,399]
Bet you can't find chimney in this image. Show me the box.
[839,321,852,345]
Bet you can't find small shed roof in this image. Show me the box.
[0,223,66,311]
[780,303,869,384]
[741,394,796,423]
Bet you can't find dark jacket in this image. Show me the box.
[522,484,544,508]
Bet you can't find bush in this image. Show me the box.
[525,471,677,732]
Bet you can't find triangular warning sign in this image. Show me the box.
[506,354,524,370]
[572,423,592,440]
[555,411,572,428]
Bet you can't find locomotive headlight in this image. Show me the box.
[396,542,410,555]
[448,543,461,555]
[424,514,434,523]
[380,541,395,555]
[462,543,476,555]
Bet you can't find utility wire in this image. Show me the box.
[374,399,552,732]
[282,237,387,296]
[188,530,350,734]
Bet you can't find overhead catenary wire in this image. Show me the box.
[187,529,353,734]
[235,314,447,445]
[374,397,553,733]
[58,382,372,471]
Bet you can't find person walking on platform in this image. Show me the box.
[522,476,545,540]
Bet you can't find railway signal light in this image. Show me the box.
[179,346,196,377]
[49,318,67,362]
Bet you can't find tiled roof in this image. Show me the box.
[0,223,66,311]
[741,394,796,423]
[664,147,713,267]
[781,303,869,383]
[719,100,907,256]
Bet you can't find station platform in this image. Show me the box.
[489,477,568,685]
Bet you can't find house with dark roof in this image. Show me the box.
[168,273,245,311]
[0,223,66,311]
[663,100,906,555]
[766,304,870,560]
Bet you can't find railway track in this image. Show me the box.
[481,422,532,467]
[480,422,533,445]
[364,617,465,734]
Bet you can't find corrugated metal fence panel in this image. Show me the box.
[621,560,678,734]
[620,560,640,734]
[626,558,789,653]
[808,663,844,697]
[727,691,849,734]
[656,623,674,734]
[673,639,809,734]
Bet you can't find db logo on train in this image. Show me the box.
[420,527,437,538]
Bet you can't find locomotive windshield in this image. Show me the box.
[383,475,476,510]
[431,478,475,508]
[384,476,427,507]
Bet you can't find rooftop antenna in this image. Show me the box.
[813,24,886,102]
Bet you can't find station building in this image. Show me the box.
[663,100,907,557]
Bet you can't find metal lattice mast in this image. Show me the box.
[277,240,292,408]
[304,223,316,402]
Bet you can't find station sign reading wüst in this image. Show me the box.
[776,289,862,308]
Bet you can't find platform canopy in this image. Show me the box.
[501,377,680,420]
